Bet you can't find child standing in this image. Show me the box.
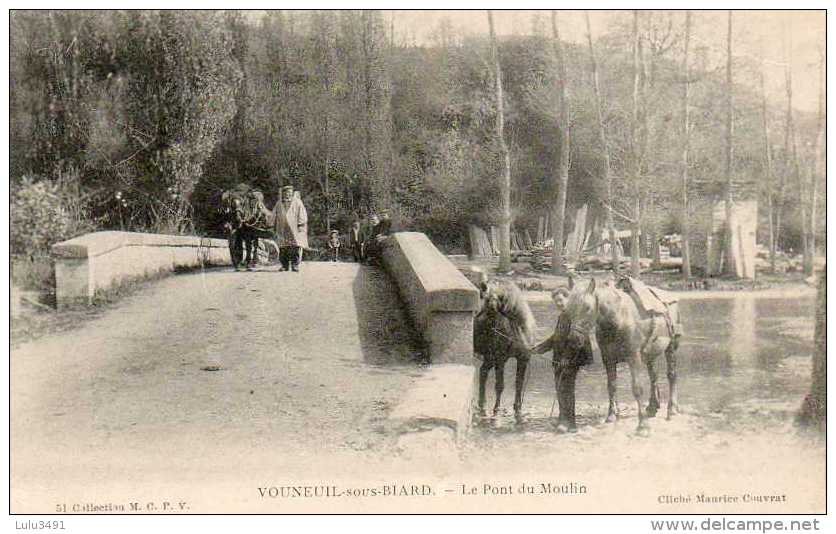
[327,229,341,262]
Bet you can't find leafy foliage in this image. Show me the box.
[9,10,823,252]
[10,174,96,257]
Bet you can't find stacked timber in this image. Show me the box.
[470,224,532,258]
[489,226,499,255]
[469,225,494,257]
[523,229,533,249]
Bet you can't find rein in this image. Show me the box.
[568,291,599,339]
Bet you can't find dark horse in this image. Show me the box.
[473,278,537,418]
[539,276,682,434]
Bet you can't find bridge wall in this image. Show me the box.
[51,231,230,307]
[380,232,480,364]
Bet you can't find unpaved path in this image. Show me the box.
[11,263,427,511]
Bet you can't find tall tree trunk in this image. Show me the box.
[680,11,693,278]
[759,62,775,275]
[487,11,512,272]
[790,106,808,273]
[585,12,618,270]
[723,11,735,276]
[630,10,648,277]
[776,23,794,265]
[806,51,824,276]
[630,11,642,277]
[324,115,330,233]
[798,144,810,273]
[550,11,570,274]
[798,267,826,426]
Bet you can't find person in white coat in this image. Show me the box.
[269,185,308,272]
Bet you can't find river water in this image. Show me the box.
[474,294,816,434]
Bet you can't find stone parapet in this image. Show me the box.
[51,231,229,307]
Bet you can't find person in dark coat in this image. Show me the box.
[348,220,365,262]
[364,214,384,264]
[365,210,397,265]
[221,188,246,270]
[240,190,273,270]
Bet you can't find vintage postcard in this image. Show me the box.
[8,7,827,518]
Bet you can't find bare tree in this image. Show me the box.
[759,56,775,275]
[723,11,735,276]
[680,11,693,278]
[550,10,570,274]
[775,22,794,267]
[487,10,512,272]
[780,24,809,274]
[628,11,646,277]
[798,267,826,427]
[585,11,618,270]
[804,47,824,276]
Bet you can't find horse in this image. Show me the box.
[559,275,682,434]
[473,277,537,419]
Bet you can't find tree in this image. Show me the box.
[584,11,618,269]
[487,10,512,272]
[123,11,241,233]
[803,48,824,275]
[359,10,394,212]
[775,22,794,263]
[680,11,693,278]
[798,267,825,427]
[722,11,735,276]
[628,11,646,277]
[549,11,570,274]
[759,55,776,275]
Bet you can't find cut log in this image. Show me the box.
[490,226,499,255]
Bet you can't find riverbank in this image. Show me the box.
[448,255,818,298]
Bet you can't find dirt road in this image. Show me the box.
[11,263,427,511]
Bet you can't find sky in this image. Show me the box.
[386,10,825,113]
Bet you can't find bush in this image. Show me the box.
[11,256,55,293]
[10,175,95,258]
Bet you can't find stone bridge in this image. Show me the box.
[12,231,480,512]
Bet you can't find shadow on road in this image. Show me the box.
[351,265,427,367]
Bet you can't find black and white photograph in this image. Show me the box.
[7,6,828,519]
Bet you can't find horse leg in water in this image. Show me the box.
[493,358,507,415]
[628,352,649,434]
[556,363,579,433]
[665,338,680,418]
[605,359,619,423]
[477,358,494,416]
[512,356,529,418]
[646,356,661,418]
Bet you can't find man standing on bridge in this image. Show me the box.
[270,185,308,272]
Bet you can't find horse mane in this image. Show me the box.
[565,277,637,329]
[481,280,537,347]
